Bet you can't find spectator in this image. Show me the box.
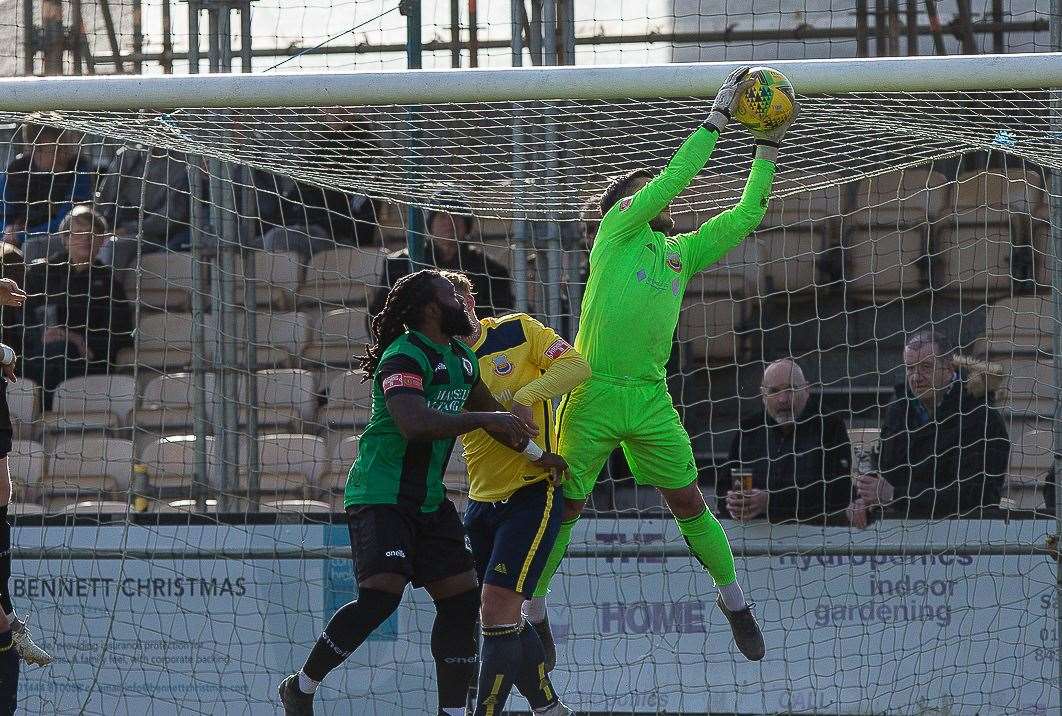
[718,359,853,525]
[369,202,514,321]
[2,125,95,260]
[94,143,192,268]
[251,170,378,258]
[853,331,1009,520]
[19,205,132,408]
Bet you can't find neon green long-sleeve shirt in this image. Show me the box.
[576,125,775,383]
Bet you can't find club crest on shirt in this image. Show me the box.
[492,354,514,376]
[666,251,682,273]
[619,196,633,211]
[462,357,475,377]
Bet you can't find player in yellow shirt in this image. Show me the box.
[444,271,590,716]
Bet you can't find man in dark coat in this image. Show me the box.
[719,359,854,525]
[854,331,1009,520]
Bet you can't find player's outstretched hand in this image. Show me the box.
[749,97,798,148]
[533,452,569,485]
[482,411,539,447]
[0,278,26,307]
[706,66,753,133]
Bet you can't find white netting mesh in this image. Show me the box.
[0,59,1058,714]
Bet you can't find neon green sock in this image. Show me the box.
[532,516,579,599]
[676,508,737,587]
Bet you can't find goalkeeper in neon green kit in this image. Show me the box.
[530,67,795,665]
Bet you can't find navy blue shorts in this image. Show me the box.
[463,480,563,597]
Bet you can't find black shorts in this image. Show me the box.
[463,480,563,597]
[346,499,474,588]
[0,431,9,461]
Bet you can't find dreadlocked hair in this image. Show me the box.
[358,269,442,381]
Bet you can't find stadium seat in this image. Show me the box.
[302,307,371,368]
[933,225,1014,294]
[842,227,927,301]
[159,498,219,514]
[6,378,39,435]
[752,229,822,298]
[848,167,950,228]
[981,296,1053,357]
[59,500,130,515]
[296,247,386,308]
[678,298,744,364]
[249,312,312,369]
[7,440,45,493]
[1007,419,1054,483]
[1004,355,1056,417]
[118,312,200,371]
[254,433,328,498]
[236,250,303,310]
[129,251,200,311]
[7,503,44,516]
[140,434,244,492]
[261,499,332,514]
[322,435,359,506]
[139,372,218,432]
[761,177,843,230]
[244,368,318,430]
[320,370,373,429]
[41,375,137,433]
[444,448,469,502]
[951,168,1045,228]
[47,436,134,495]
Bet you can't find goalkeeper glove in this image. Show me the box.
[751,99,798,163]
[704,66,752,134]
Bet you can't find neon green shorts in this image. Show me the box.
[555,376,698,501]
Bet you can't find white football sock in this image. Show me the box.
[719,582,746,612]
[297,670,319,695]
[441,708,465,716]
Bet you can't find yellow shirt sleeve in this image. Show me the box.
[512,317,591,406]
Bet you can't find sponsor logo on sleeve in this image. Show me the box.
[545,339,572,359]
[382,372,423,394]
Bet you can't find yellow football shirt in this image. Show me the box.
[461,313,575,502]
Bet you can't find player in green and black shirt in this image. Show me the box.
[279,269,567,716]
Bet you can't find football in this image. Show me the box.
[733,66,796,133]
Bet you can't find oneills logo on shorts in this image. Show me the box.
[545,339,572,360]
[382,373,423,394]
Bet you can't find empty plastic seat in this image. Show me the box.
[1005,356,1057,416]
[41,375,137,433]
[261,499,332,514]
[246,368,318,430]
[139,372,218,432]
[7,440,45,490]
[48,436,134,494]
[296,247,386,308]
[129,252,200,311]
[60,500,130,515]
[321,435,359,500]
[843,227,927,300]
[320,371,373,429]
[250,312,312,368]
[141,434,238,491]
[762,178,843,230]
[933,225,1014,294]
[678,299,743,364]
[848,168,950,227]
[982,296,1054,357]
[238,250,303,309]
[303,308,371,368]
[753,229,821,298]
[6,379,38,432]
[951,169,1045,226]
[255,434,328,497]
[119,312,200,371]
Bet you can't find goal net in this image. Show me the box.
[0,54,1058,714]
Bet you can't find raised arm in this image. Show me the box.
[512,320,591,408]
[597,67,753,239]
